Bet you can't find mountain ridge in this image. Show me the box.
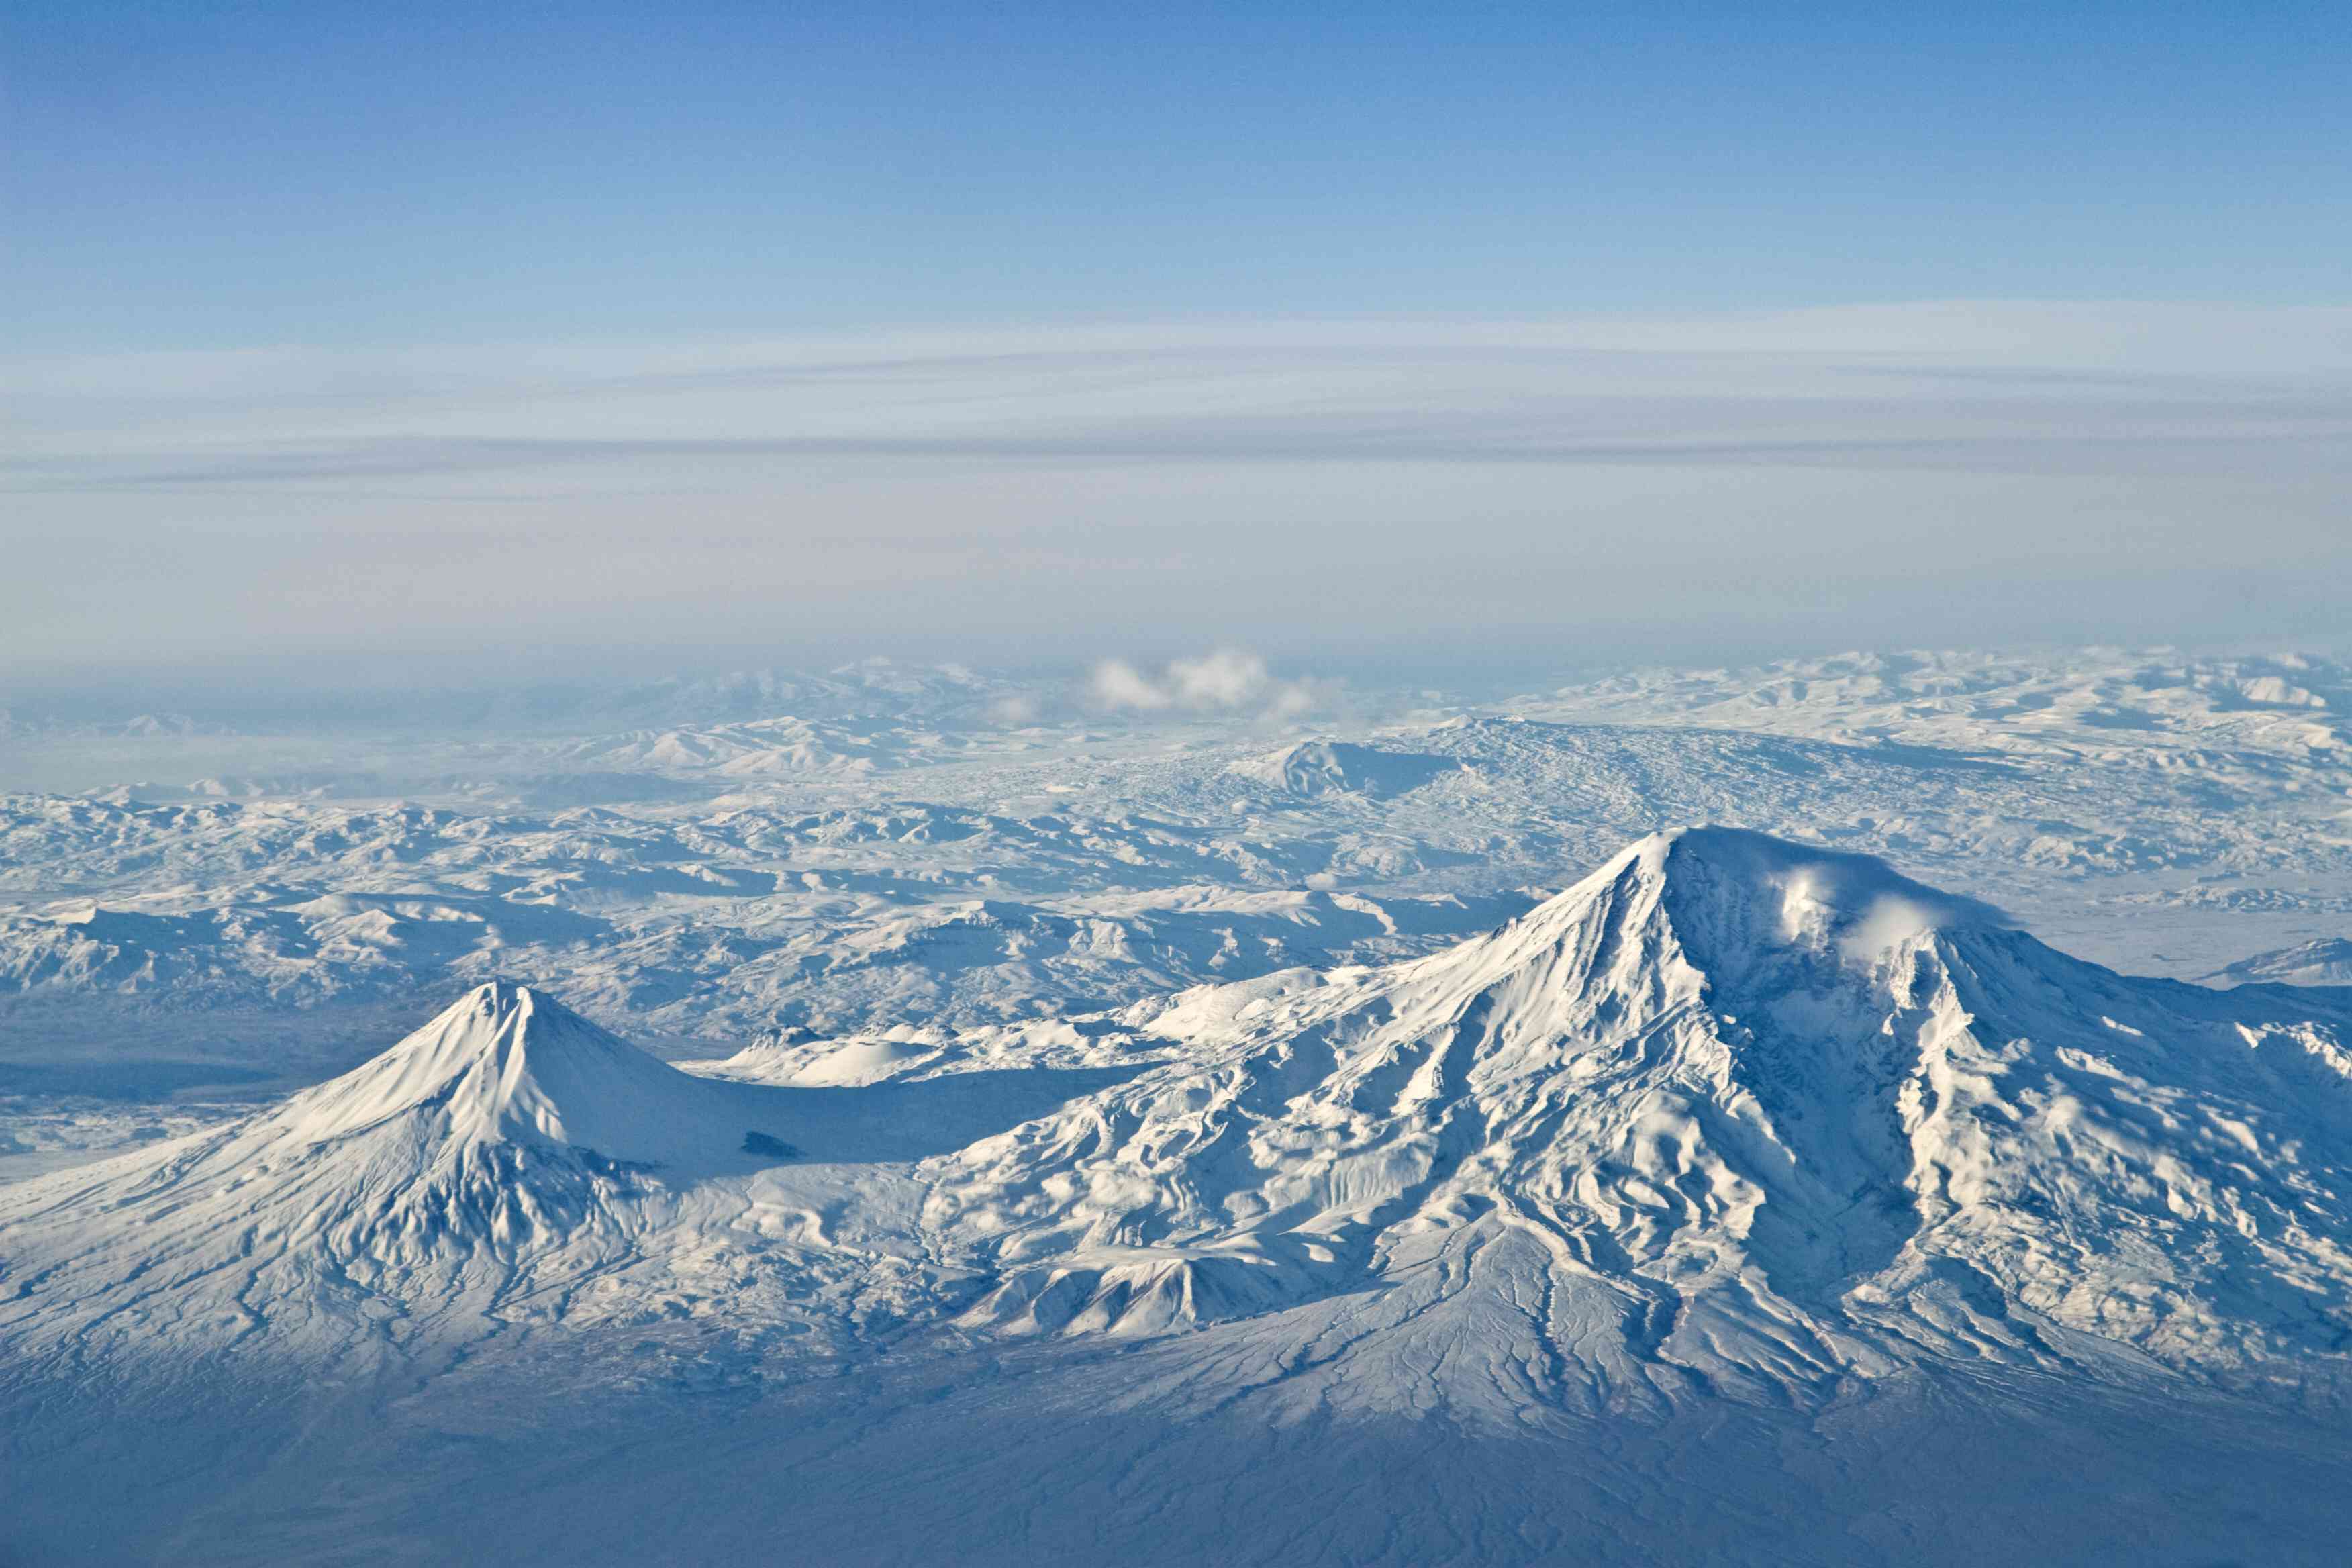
[8,828,2352,1414]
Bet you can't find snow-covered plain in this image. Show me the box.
[7,647,2352,1564]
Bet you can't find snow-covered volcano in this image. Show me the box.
[283,979,798,1169]
[0,983,811,1361]
[10,832,2352,1411]
[934,828,2352,1398]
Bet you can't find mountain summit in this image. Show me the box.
[289,979,779,1167]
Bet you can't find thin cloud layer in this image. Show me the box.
[3,305,2348,677]
[11,304,2351,495]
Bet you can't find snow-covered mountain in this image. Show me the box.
[13,827,2352,1563]
[0,983,826,1362]
[929,828,2352,1400]
[15,650,2352,1562]
[11,830,2352,1410]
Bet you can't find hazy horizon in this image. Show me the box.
[9,5,2350,689]
[9,302,2351,687]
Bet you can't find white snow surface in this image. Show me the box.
[11,830,2352,1395]
[11,650,2352,1563]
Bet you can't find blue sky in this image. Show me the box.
[3,4,2349,687]
[8,3,2349,349]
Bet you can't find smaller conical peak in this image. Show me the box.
[398,979,600,1083]
[279,981,689,1154]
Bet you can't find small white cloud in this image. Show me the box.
[1264,681,1318,720]
[1088,650,1328,721]
[1089,659,1174,712]
[1167,650,1273,709]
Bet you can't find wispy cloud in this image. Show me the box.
[8,304,2351,496]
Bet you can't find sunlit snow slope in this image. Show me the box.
[9,830,2352,1419]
